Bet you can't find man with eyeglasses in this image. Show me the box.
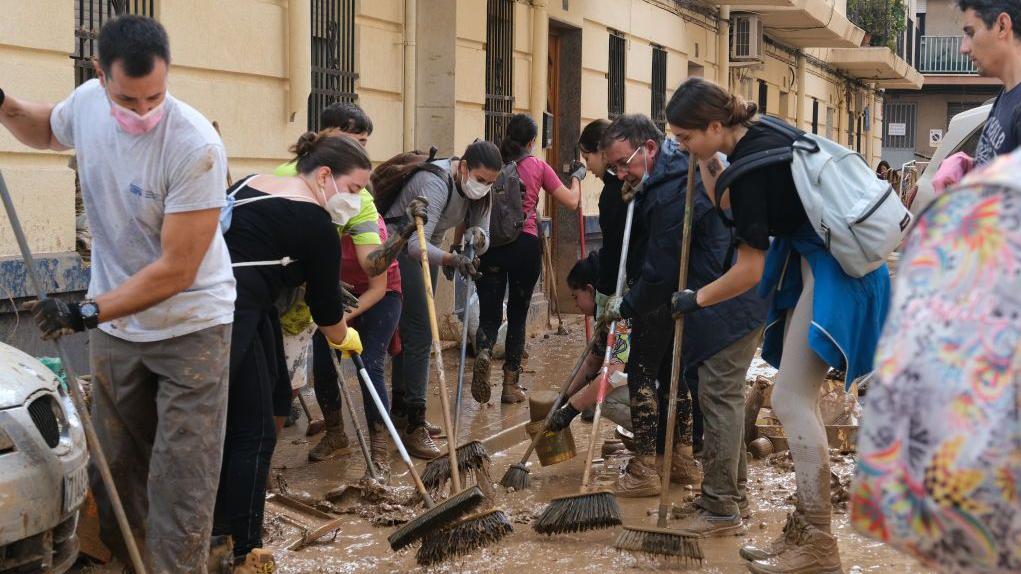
[566,115,767,513]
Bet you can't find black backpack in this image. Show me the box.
[488,158,530,248]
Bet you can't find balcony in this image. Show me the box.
[917,36,977,74]
[725,0,865,48]
[824,46,923,89]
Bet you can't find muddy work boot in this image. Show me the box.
[746,519,843,574]
[615,455,661,498]
[501,365,527,404]
[423,419,443,437]
[234,548,277,574]
[308,409,352,461]
[673,498,751,521]
[673,507,745,538]
[405,407,442,459]
[739,511,805,562]
[471,348,493,404]
[369,421,391,475]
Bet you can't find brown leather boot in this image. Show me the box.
[472,349,493,404]
[739,511,805,561]
[423,419,443,437]
[500,365,526,404]
[308,409,352,461]
[615,455,661,498]
[656,443,702,485]
[746,519,843,574]
[404,407,442,459]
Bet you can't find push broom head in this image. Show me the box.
[415,509,513,566]
[422,440,490,490]
[613,524,704,564]
[387,485,486,551]
[499,462,530,491]
[532,489,622,535]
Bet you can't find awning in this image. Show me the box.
[826,47,924,89]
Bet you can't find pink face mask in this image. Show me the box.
[109,98,165,135]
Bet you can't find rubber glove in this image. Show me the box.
[328,327,363,357]
[670,289,701,318]
[598,294,623,325]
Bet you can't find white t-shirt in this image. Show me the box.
[50,79,236,342]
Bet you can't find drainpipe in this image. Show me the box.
[795,53,807,129]
[529,0,549,145]
[837,82,846,147]
[717,6,730,89]
[403,0,417,150]
[287,0,311,123]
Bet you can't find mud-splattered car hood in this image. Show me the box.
[0,343,61,408]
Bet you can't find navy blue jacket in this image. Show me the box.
[619,139,768,366]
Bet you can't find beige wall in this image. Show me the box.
[0,1,76,258]
[925,0,962,37]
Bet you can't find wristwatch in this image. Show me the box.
[78,300,100,330]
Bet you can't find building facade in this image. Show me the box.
[0,0,920,360]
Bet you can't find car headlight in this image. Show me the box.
[0,426,15,454]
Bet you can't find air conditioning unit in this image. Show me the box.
[730,14,763,62]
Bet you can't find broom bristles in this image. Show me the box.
[422,440,491,489]
[613,525,704,563]
[532,490,621,535]
[416,510,513,565]
[499,463,530,490]
[387,485,485,551]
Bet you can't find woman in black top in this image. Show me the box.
[665,77,890,574]
[213,133,369,566]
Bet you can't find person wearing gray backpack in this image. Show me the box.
[471,114,584,404]
[665,77,904,574]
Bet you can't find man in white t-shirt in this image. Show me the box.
[0,15,234,573]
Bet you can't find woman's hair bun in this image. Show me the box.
[728,97,758,126]
[290,131,319,159]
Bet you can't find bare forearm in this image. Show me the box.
[94,259,197,323]
[319,321,348,345]
[0,96,62,150]
[365,229,411,276]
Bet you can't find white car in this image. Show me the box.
[909,103,992,215]
[0,343,88,573]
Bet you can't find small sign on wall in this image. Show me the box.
[929,129,944,148]
[888,122,907,137]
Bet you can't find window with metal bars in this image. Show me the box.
[812,98,819,134]
[485,0,515,143]
[608,31,626,118]
[308,0,358,132]
[757,80,768,113]
[651,45,667,132]
[73,0,156,86]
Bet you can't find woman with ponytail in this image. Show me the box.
[665,77,890,574]
[471,113,584,405]
[213,132,370,568]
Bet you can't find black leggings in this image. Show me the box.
[475,232,542,371]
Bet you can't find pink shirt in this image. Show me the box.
[515,156,564,237]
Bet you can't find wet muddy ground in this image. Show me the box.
[74,316,933,573]
[262,316,932,574]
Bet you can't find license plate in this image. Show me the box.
[63,462,89,513]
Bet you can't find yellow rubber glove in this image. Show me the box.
[327,327,363,357]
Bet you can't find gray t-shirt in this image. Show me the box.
[385,159,491,264]
[50,79,236,342]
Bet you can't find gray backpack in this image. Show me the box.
[716,116,912,278]
[488,158,530,248]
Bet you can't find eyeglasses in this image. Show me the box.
[609,146,642,174]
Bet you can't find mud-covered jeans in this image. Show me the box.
[696,327,762,517]
[391,251,438,424]
[625,308,676,457]
[89,324,231,574]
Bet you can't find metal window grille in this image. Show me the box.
[485,0,514,142]
[883,101,916,149]
[812,99,819,134]
[73,0,156,86]
[757,80,768,113]
[946,102,979,127]
[308,0,358,132]
[608,31,626,118]
[651,46,667,132]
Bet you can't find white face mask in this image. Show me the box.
[325,177,362,225]
[461,171,492,200]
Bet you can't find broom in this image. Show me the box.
[421,235,489,495]
[409,216,511,558]
[614,156,703,562]
[499,336,598,490]
[532,199,636,536]
[334,353,485,550]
